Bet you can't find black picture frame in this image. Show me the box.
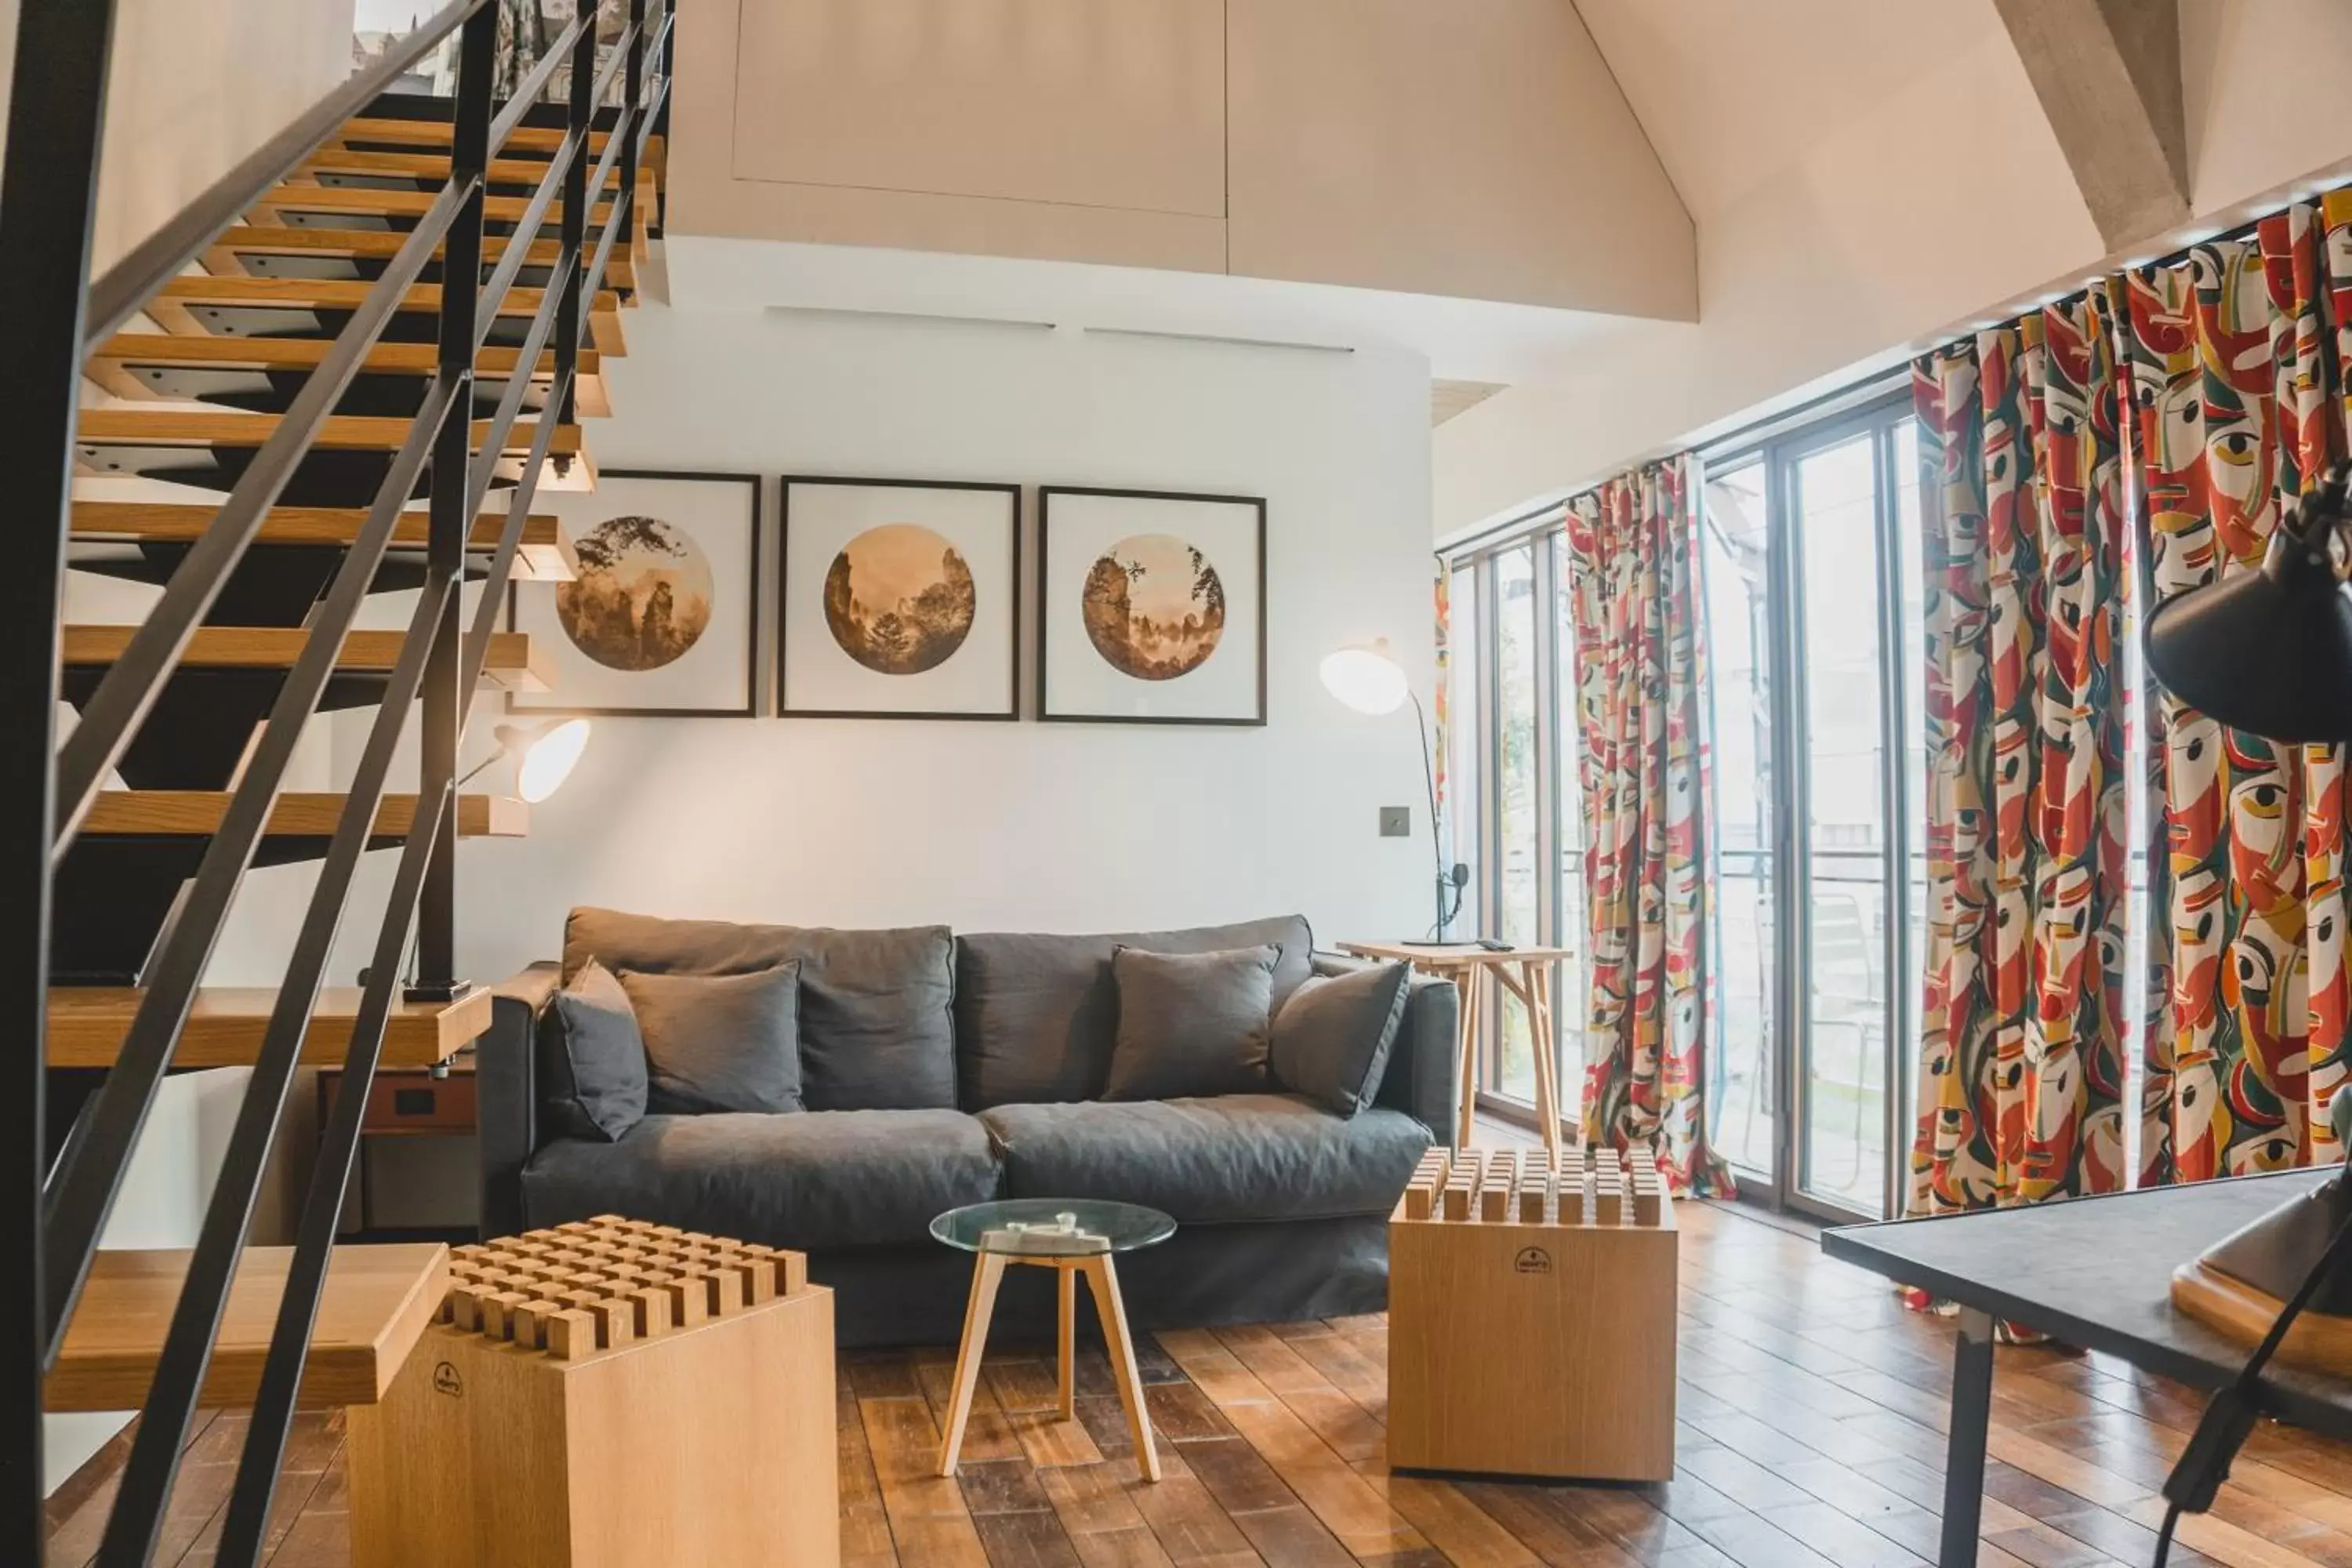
[1037,485,1269,727]
[505,468,763,719]
[777,474,1023,721]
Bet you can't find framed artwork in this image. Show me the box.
[1038,486,1266,726]
[507,469,760,718]
[778,476,1021,720]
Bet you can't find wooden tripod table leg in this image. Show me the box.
[1080,1254,1160,1482]
[1056,1261,1076,1420]
[1526,960,1563,1162]
[938,1250,1007,1477]
[1454,967,1483,1149]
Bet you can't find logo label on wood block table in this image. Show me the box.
[433,1361,464,1398]
[1514,1247,1553,1276]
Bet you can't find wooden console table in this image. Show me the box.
[1338,942,1577,1158]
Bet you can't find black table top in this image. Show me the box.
[1823,1169,2352,1439]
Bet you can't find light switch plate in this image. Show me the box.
[1379,806,1412,838]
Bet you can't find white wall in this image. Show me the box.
[1436,0,2352,540]
[440,306,1439,981]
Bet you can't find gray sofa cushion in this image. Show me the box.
[619,962,802,1116]
[1103,945,1277,1101]
[537,959,648,1142]
[977,1094,1428,1224]
[1271,960,1413,1116]
[563,907,956,1111]
[955,915,1315,1109]
[521,1109,1000,1250]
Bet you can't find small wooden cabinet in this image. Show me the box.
[1387,1145,1678,1482]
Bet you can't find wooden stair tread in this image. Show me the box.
[49,1243,450,1412]
[62,626,551,691]
[326,118,667,184]
[252,183,617,226]
[67,501,575,581]
[297,147,643,191]
[81,791,528,838]
[147,276,627,356]
[47,984,490,1069]
[331,116,625,156]
[87,335,612,419]
[199,225,634,292]
[75,409,583,457]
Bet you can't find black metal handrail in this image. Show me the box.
[3,0,670,1559]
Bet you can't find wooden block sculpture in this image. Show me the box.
[347,1217,837,1568]
[1388,1145,1677,1482]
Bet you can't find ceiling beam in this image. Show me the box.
[1990,0,2188,251]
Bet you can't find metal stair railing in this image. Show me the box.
[0,0,670,1561]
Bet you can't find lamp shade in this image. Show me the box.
[2144,531,2352,743]
[1319,641,1410,716]
[512,717,592,803]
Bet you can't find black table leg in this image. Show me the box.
[1941,1306,1994,1567]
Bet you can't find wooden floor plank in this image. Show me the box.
[62,1188,2352,1568]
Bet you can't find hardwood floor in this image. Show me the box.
[45,1197,2352,1566]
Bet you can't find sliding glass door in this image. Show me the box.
[1444,391,1922,1200]
[1707,395,1921,1221]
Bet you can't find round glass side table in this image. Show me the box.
[929,1198,1177,1482]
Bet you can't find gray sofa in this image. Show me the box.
[475,909,1457,1346]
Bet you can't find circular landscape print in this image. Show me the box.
[1081,532,1225,681]
[556,514,713,671]
[824,523,976,675]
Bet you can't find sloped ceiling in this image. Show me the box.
[1571,0,2007,223]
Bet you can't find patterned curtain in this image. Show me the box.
[1561,456,1730,1196]
[1907,297,2135,1214]
[2125,200,2352,1182]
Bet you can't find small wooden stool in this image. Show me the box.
[1388,1146,1677,1481]
[1339,942,1577,1156]
[931,1199,1175,1483]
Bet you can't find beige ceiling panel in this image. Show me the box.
[731,0,1228,218]
[1225,0,1696,321]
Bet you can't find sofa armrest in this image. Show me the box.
[1312,953,1457,1142]
[477,962,559,1237]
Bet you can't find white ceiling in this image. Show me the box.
[1571,0,2007,221]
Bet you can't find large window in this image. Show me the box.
[1444,390,1927,1218]
[1443,538,1577,1141]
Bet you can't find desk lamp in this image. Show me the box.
[2143,456,2352,1562]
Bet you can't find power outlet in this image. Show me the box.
[1379,806,1412,838]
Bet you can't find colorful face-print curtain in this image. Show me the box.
[2125,199,2352,1182]
[1907,300,2135,1214]
[1561,456,1730,1196]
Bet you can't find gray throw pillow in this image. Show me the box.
[1270,961,1414,1117]
[538,959,649,1142]
[618,961,804,1115]
[1102,945,1279,1102]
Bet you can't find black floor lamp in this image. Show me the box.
[1319,638,1469,942]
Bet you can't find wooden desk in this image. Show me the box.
[1825,1170,2352,1568]
[1338,942,1577,1158]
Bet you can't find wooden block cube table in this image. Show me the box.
[347,1217,837,1568]
[1388,1146,1677,1482]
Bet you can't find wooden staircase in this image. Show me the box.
[10,0,676,1558]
